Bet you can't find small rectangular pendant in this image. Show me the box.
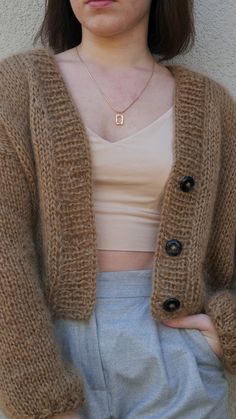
[116,113,124,125]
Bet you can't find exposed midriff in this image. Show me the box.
[96,250,155,272]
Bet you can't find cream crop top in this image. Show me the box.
[85,106,174,251]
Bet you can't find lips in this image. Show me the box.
[85,0,116,9]
[86,0,115,3]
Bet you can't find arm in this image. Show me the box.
[0,122,85,418]
[204,83,236,373]
[205,244,236,372]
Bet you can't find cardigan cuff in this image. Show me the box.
[205,289,236,373]
[1,364,85,419]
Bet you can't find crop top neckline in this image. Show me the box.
[85,105,174,144]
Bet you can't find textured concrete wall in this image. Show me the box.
[0,0,235,418]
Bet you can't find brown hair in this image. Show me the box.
[33,0,195,62]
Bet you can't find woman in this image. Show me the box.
[0,0,235,418]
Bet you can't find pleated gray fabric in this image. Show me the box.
[53,269,229,419]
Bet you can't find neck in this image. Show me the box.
[78,23,154,71]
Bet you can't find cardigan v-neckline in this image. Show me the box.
[85,105,174,145]
[38,47,181,147]
[42,48,177,145]
[29,47,206,201]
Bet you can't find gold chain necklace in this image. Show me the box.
[75,46,156,126]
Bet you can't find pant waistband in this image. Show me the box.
[95,269,153,298]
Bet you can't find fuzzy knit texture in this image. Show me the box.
[0,46,235,418]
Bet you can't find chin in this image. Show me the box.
[84,17,123,36]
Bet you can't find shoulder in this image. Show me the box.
[0,48,49,152]
[0,46,49,70]
[0,49,44,185]
[169,63,235,116]
[0,48,32,112]
[0,47,52,127]
[0,47,51,98]
[0,47,33,89]
[168,62,232,92]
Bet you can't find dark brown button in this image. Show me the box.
[165,239,182,256]
[163,298,181,312]
[180,175,195,192]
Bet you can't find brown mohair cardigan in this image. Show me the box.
[0,47,235,419]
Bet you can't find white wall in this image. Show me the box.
[174,0,236,97]
[0,0,235,418]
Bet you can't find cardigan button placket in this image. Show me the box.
[165,239,182,256]
[179,175,195,192]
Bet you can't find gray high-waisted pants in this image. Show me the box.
[52,269,229,419]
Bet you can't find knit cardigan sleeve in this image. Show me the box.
[204,83,236,373]
[0,57,85,418]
